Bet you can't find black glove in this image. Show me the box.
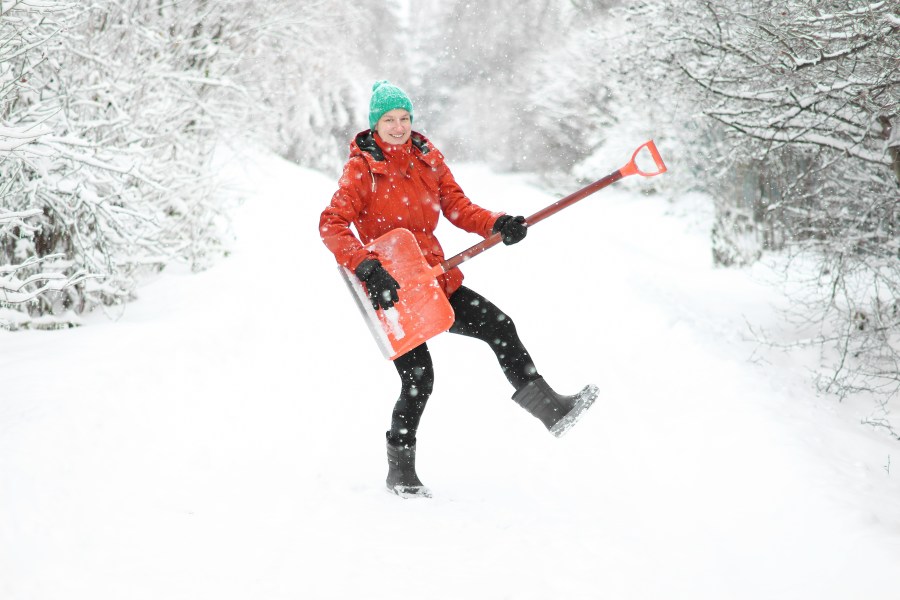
[355,258,401,310]
[493,215,528,245]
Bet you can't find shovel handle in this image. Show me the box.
[620,139,667,178]
[439,140,667,273]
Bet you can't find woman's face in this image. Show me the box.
[375,109,412,145]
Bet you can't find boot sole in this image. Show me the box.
[388,484,433,499]
[550,384,599,438]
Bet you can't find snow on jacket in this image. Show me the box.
[320,130,503,297]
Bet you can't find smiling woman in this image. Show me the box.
[318,80,598,499]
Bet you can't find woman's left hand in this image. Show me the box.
[493,215,528,245]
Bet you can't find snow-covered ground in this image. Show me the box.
[3,148,899,599]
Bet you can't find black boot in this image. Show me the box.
[386,439,432,499]
[512,377,599,438]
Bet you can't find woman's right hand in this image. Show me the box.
[355,258,402,310]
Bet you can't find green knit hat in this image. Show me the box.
[368,80,414,130]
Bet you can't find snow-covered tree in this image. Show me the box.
[614,0,900,420]
[228,1,380,174]
[407,0,587,170]
[668,1,898,250]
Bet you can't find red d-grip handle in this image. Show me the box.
[619,140,667,178]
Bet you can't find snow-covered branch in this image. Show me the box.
[0,253,94,304]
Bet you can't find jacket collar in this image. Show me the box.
[355,129,431,156]
[352,130,441,171]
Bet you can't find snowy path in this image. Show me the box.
[2,150,899,599]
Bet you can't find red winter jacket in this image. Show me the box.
[320,130,503,297]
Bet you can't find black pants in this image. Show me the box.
[388,286,540,446]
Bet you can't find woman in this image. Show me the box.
[320,81,597,498]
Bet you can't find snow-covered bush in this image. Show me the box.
[1,3,89,324]
[0,0,404,328]
[1,1,241,326]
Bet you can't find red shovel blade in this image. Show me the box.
[341,228,455,360]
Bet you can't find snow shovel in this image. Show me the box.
[340,140,668,360]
